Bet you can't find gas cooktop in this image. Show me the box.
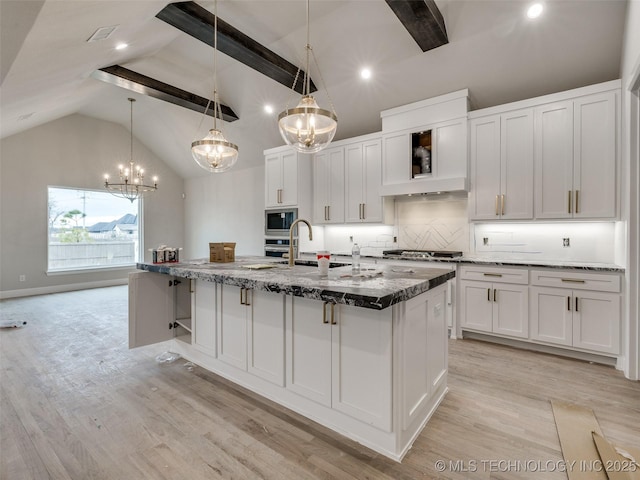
[382,249,464,259]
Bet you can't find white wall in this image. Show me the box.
[184,164,265,259]
[0,114,185,297]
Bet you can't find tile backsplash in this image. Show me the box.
[396,193,469,252]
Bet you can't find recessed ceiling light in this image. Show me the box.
[115,43,128,50]
[360,68,372,80]
[264,105,274,114]
[527,3,543,19]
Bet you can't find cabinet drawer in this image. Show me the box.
[530,270,620,293]
[459,265,528,285]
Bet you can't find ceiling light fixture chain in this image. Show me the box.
[191,0,238,173]
[277,0,337,154]
[104,97,158,203]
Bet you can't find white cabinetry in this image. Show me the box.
[217,285,285,385]
[129,271,192,348]
[193,279,216,356]
[286,297,392,431]
[458,266,529,339]
[381,118,467,196]
[345,137,391,223]
[530,270,620,355]
[534,91,617,219]
[469,110,534,220]
[313,146,345,224]
[265,147,312,213]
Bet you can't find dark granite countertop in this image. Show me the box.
[136,256,455,310]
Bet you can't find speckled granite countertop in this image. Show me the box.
[378,255,625,272]
[136,256,455,310]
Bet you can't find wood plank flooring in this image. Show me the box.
[1,286,638,479]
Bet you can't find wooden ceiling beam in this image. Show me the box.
[91,65,239,122]
[385,0,448,52]
[156,1,315,95]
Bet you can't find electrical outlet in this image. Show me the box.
[563,238,570,248]
[393,236,397,243]
[349,235,353,242]
[483,237,489,246]
[19,274,26,282]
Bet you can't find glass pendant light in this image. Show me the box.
[278,0,337,154]
[191,0,238,172]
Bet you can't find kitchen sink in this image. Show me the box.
[278,259,351,268]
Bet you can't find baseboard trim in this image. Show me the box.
[0,278,128,299]
[460,331,618,367]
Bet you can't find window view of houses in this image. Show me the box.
[47,187,139,271]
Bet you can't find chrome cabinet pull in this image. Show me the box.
[561,278,586,283]
[575,190,579,214]
[567,296,571,311]
[330,303,337,325]
[501,194,505,216]
[568,190,572,214]
[322,302,329,324]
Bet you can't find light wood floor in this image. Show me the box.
[1,286,638,480]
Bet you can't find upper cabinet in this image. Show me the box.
[380,90,469,196]
[469,109,534,220]
[313,146,345,224]
[535,91,617,219]
[345,137,392,223]
[264,146,312,215]
[468,80,620,222]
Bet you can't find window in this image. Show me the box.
[48,187,140,272]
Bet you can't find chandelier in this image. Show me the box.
[278,0,337,154]
[191,0,238,172]
[104,98,158,203]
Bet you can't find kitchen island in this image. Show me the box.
[129,257,455,461]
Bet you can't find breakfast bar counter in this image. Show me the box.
[129,256,454,461]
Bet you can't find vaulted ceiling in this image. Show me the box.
[0,0,628,178]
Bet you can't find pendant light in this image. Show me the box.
[104,98,158,203]
[191,0,238,172]
[278,0,337,154]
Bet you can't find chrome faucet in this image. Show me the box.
[288,218,313,266]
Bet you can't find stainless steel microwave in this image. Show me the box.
[265,208,298,236]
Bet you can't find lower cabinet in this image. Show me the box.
[217,284,285,385]
[286,296,393,431]
[458,266,529,339]
[530,287,620,355]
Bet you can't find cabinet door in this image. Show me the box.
[280,151,299,206]
[426,287,447,396]
[313,148,344,224]
[492,283,528,339]
[286,297,332,406]
[501,110,534,219]
[382,132,410,185]
[433,119,466,180]
[128,271,175,348]
[459,280,493,333]
[331,304,392,431]
[217,285,247,370]
[247,291,286,386]
[345,143,364,223]
[573,92,616,219]
[535,101,574,219]
[193,280,217,356]
[361,139,383,222]
[573,291,620,354]
[530,286,572,346]
[265,154,282,208]
[469,116,501,220]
